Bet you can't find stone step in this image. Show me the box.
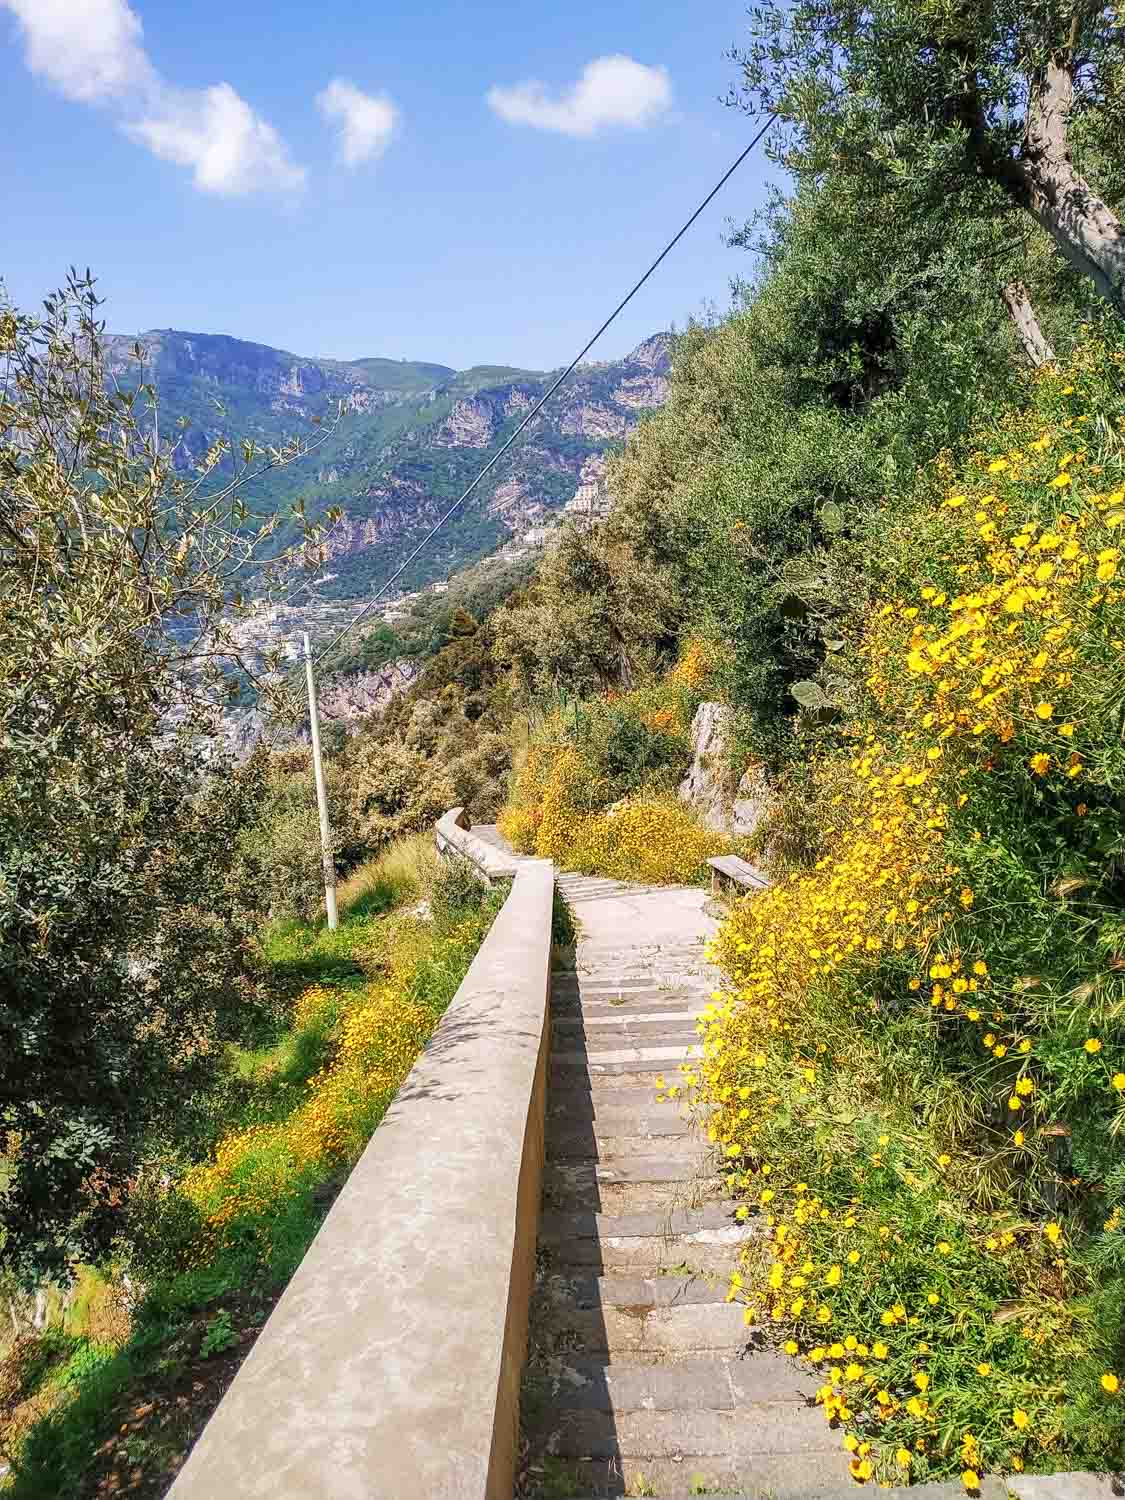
[537,1403,842,1462]
[549,1105,693,1139]
[551,1045,700,1075]
[546,1152,714,1188]
[551,1058,696,1082]
[548,1070,677,1093]
[564,960,714,972]
[529,1450,851,1499]
[546,1170,723,1218]
[552,1000,705,1023]
[551,1220,758,1275]
[547,1155,713,1189]
[598,1181,720,1215]
[569,938,711,953]
[552,1019,702,1043]
[551,1038,700,1063]
[535,1352,810,1411]
[550,1133,710,1164]
[552,983,706,1001]
[552,1043,700,1069]
[565,968,712,985]
[573,942,714,954]
[544,1176,717,1217]
[562,1274,732,1311]
[539,1298,750,1359]
[542,1204,738,1242]
[552,978,708,1002]
[558,990,713,1009]
[561,974,713,993]
[553,975,710,993]
[548,1122,694,1161]
[553,970,705,987]
[558,1481,1007,1500]
[553,1004,702,1024]
[547,1084,687,1114]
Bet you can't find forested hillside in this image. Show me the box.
[105,326,670,599]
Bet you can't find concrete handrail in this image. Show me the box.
[436,806,521,881]
[168,856,555,1500]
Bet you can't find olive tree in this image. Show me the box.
[0,273,335,1282]
[733,0,1125,318]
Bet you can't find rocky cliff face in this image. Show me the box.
[107,328,673,599]
[315,660,420,724]
[678,702,770,837]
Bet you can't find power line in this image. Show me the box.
[313,117,775,665]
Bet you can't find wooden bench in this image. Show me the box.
[707,854,770,897]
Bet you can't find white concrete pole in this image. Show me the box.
[303,631,338,930]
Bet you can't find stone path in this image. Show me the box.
[467,830,1066,1500]
[517,863,857,1500]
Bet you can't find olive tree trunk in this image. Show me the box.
[1009,58,1125,320]
[1001,281,1056,367]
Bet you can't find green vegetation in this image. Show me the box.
[498,640,732,884]
[5,4,1125,1491]
[104,327,653,604]
[485,5,1125,1483]
[692,350,1125,1481]
[323,550,536,676]
[0,273,334,1284]
[0,847,502,1496]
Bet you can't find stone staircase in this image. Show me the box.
[519,870,857,1500]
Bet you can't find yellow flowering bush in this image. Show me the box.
[499,640,730,882]
[668,635,725,691]
[501,741,728,882]
[685,345,1125,1482]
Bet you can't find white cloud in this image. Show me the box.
[0,0,156,104]
[487,55,671,137]
[317,78,397,167]
[131,84,306,195]
[1,0,305,195]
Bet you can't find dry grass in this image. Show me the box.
[336,833,442,917]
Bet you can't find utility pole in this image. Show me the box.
[302,631,338,930]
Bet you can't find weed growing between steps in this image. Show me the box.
[683,346,1125,1486]
[1,852,504,1500]
[500,640,732,883]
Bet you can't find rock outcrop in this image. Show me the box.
[678,702,769,837]
[432,397,498,448]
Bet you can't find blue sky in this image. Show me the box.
[0,0,783,370]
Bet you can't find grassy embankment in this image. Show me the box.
[0,836,504,1500]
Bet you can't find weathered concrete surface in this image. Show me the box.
[521,877,858,1500]
[168,857,554,1500]
[551,1352,809,1410]
[559,873,719,952]
[436,805,520,880]
[1010,1478,1125,1499]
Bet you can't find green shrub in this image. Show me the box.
[689,338,1125,1482]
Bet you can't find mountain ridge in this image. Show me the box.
[105,326,672,601]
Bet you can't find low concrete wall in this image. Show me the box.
[436,806,520,881]
[168,856,555,1500]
